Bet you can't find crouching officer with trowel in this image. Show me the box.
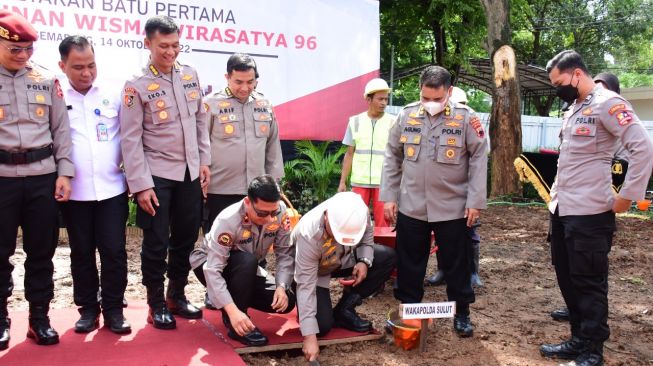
[294,192,396,362]
[190,175,296,347]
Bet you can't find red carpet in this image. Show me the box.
[0,302,246,366]
[202,307,382,354]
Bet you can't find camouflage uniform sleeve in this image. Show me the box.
[49,78,74,177]
[599,98,653,201]
[379,110,405,202]
[266,106,284,180]
[195,72,211,166]
[465,112,488,209]
[119,80,154,193]
[204,219,237,309]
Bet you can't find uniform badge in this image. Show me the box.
[444,105,451,116]
[203,103,210,112]
[616,111,632,126]
[242,230,251,239]
[218,101,231,108]
[217,233,233,247]
[35,107,45,117]
[266,223,279,232]
[158,110,168,120]
[608,103,625,115]
[124,87,137,95]
[147,83,160,91]
[189,91,199,100]
[575,126,591,135]
[35,94,45,103]
[445,149,455,159]
[124,95,134,108]
[470,116,485,138]
[27,70,45,83]
[256,100,268,107]
[407,119,422,126]
[406,146,415,157]
[454,114,464,120]
[220,114,237,122]
[155,100,166,109]
[102,99,110,106]
[225,87,234,97]
[582,108,592,115]
[259,124,268,133]
[257,113,271,121]
[224,124,234,134]
[445,121,461,128]
[447,138,457,145]
[412,135,421,144]
[149,65,159,76]
[399,135,408,143]
[182,74,193,81]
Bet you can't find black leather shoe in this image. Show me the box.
[227,327,269,347]
[560,350,604,366]
[104,314,132,335]
[204,293,217,310]
[0,318,10,351]
[453,315,474,337]
[551,308,570,321]
[334,292,372,333]
[147,306,176,330]
[74,312,100,333]
[27,319,59,345]
[540,336,590,360]
[166,297,202,319]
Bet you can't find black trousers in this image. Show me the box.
[314,244,395,335]
[203,194,245,233]
[394,213,474,315]
[60,192,128,315]
[0,173,58,304]
[194,250,296,314]
[137,171,202,292]
[550,210,615,342]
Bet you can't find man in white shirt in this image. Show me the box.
[58,36,131,334]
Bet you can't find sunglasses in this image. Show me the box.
[2,44,34,55]
[251,203,281,218]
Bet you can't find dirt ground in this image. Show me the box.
[7,205,653,365]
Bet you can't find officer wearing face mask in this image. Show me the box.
[380,66,488,337]
[540,50,653,366]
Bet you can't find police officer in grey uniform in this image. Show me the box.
[380,66,488,338]
[540,50,653,366]
[294,192,395,362]
[0,9,74,348]
[190,175,295,346]
[203,53,283,233]
[120,16,211,330]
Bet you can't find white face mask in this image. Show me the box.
[422,100,445,116]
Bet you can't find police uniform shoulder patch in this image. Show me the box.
[217,233,233,247]
[54,79,63,98]
[615,111,633,126]
[608,103,626,115]
[469,115,485,138]
[281,213,291,231]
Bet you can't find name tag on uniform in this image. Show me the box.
[97,123,108,142]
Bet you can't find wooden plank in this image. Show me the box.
[234,332,383,354]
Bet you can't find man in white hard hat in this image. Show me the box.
[293,192,396,362]
[338,78,395,227]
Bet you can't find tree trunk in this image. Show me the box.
[480,0,522,197]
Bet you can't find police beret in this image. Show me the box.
[0,10,38,42]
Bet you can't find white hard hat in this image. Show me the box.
[364,78,391,98]
[326,192,368,246]
[450,86,468,104]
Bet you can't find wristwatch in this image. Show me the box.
[358,257,373,269]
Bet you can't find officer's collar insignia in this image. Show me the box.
[225,87,234,97]
[149,64,159,76]
[242,214,251,226]
[182,74,193,81]
[174,61,181,70]
[444,105,451,116]
[27,69,45,83]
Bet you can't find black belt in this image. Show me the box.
[0,144,53,165]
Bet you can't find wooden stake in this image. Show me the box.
[419,319,428,352]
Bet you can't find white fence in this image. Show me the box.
[386,106,653,151]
